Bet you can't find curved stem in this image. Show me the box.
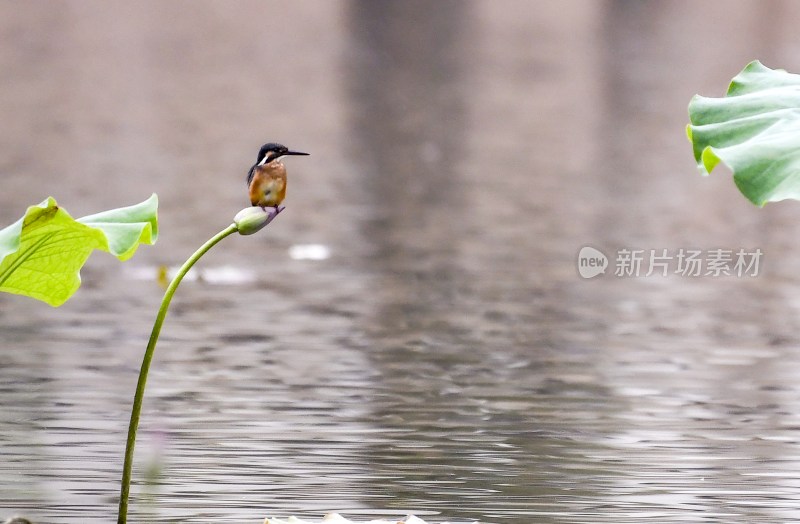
[118,223,238,524]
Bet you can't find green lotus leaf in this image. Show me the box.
[0,194,158,306]
[688,60,800,206]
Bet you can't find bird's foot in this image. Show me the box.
[256,205,284,218]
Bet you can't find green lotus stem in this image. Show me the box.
[118,206,279,524]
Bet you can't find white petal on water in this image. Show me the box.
[288,243,331,260]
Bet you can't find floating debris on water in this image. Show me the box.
[264,514,477,524]
[124,265,258,285]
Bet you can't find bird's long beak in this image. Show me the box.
[285,150,310,156]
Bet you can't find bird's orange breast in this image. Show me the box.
[249,163,287,207]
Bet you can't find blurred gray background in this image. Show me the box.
[4,1,800,523]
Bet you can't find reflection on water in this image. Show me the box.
[5,1,800,523]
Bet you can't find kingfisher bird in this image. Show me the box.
[247,142,309,211]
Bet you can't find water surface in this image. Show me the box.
[4,1,800,522]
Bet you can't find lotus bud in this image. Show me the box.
[234,206,283,235]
